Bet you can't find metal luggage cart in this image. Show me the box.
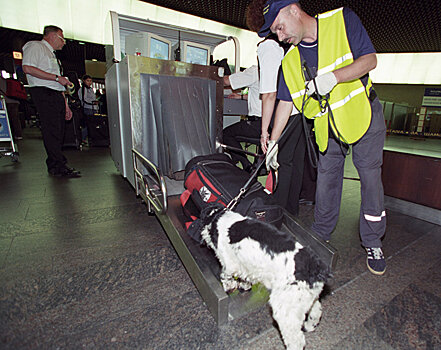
[0,96,19,162]
[132,148,338,325]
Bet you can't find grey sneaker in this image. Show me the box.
[365,247,386,275]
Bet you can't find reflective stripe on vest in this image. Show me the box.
[281,7,372,152]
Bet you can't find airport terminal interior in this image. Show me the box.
[1,1,441,349]
[1,129,440,350]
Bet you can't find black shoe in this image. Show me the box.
[60,167,81,178]
[365,247,386,275]
[48,167,81,178]
[64,166,81,175]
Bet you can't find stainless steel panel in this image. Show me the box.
[119,60,134,184]
[105,60,133,184]
[105,64,123,174]
[282,212,339,272]
[223,97,248,115]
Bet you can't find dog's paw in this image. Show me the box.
[302,321,319,332]
[238,280,252,291]
[221,276,240,292]
[302,313,321,332]
[222,281,239,293]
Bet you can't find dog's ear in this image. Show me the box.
[294,247,331,287]
[199,204,224,249]
[200,204,223,223]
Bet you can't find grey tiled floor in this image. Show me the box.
[0,129,440,349]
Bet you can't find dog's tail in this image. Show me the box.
[294,246,332,287]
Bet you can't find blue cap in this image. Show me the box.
[258,0,299,37]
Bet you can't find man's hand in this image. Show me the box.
[58,76,71,86]
[266,140,279,171]
[306,72,337,96]
[65,104,73,120]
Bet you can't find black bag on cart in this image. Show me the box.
[86,115,109,147]
[180,153,283,242]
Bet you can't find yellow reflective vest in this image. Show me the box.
[281,7,373,152]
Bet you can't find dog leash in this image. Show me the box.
[226,118,298,211]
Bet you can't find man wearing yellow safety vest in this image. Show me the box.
[258,0,387,275]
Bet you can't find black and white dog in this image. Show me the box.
[199,205,330,350]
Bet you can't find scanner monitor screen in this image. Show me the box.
[149,36,170,60]
[184,42,210,65]
[125,32,171,61]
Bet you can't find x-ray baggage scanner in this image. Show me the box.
[105,13,338,325]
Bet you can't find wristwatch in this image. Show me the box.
[55,75,59,82]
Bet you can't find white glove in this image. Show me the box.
[266,140,279,171]
[306,72,337,96]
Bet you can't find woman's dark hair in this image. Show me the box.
[246,0,267,33]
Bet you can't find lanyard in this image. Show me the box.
[53,51,63,75]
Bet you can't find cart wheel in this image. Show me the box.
[11,152,19,162]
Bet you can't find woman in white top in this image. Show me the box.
[222,65,262,172]
[247,0,308,216]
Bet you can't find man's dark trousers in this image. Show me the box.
[273,114,305,216]
[30,87,67,172]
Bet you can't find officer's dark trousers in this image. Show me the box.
[30,87,67,172]
[300,119,318,202]
[273,114,305,216]
[312,98,386,248]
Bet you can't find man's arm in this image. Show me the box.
[308,53,377,96]
[260,92,277,152]
[332,53,377,83]
[223,75,231,87]
[22,65,71,86]
[269,100,293,143]
[23,65,73,119]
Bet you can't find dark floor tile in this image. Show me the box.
[1,269,194,349]
[364,284,441,350]
[331,325,395,350]
[414,256,441,299]
[0,246,183,327]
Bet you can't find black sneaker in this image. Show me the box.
[48,167,81,178]
[64,166,81,175]
[365,247,386,275]
[60,167,81,178]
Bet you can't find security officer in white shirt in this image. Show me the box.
[23,25,81,177]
